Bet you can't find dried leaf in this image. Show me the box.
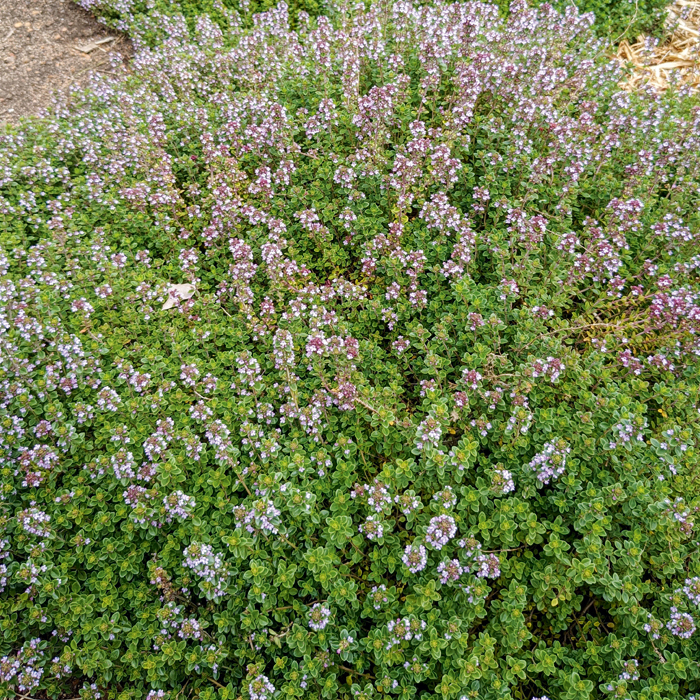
[76,36,116,54]
[162,283,195,310]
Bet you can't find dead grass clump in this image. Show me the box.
[617,0,700,91]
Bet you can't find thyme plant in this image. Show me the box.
[1,1,699,698]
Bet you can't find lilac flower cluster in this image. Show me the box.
[244,497,281,535]
[123,486,159,527]
[17,507,51,537]
[365,480,392,512]
[432,486,456,509]
[146,691,168,700]
[336,636,354,655]
[16,558,50,593]
[528,440,570,484]
[609,417,647,449]
[664,497,695,536]
[682,577,700,606]
[528,357,565,383]
[272,329,295,372]
[368,585,389,610]
[16,444,59,488]
[308,603,332,631]
[110,449,136,481]
[204,420,237,466]
[395,491,422,517]
[643,612,663,640]
[653,427,688,477]
[182,543,231,601]
[351,479,392,513]
[437,559,464,584]
[180,363,200,388]
[125,368,151,394]
[491,466,515,495]
[461,369,482,390]
[415,416,442,450]
[404,656,429,677]
[458,536,483,560]
[359,515,385,541]
[392,337,410,355]
[473,553,501,579]
[80,682,102,700]
[150,419,175,457]
[498,278,519,300]
[180,432,204,461]
[425,515,457,550]
[96,387,121,411]
[619,659,640,681]
[153,603,203,650]
[666,607,696,639]
[386,617,427,650]
[402,543,428,573]
[232,352,262,394]
[505,395,534,436]
[0,562,7,594]
[470,416,492,437]
[0,638,45,692]
[248,675,275,700]
[163,491,195,522]
[190,401,213,423]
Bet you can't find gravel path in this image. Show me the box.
[0,0,130,126]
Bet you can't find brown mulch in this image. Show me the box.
[0,0,131,127]
[617,0,700,92]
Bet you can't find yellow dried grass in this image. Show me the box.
[616,0,700,92]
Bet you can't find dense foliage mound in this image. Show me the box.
[1,1,700,698]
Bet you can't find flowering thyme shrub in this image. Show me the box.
[74,0,671,49]
[75,0,324,42]
[2,1,700,698]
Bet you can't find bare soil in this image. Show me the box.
[0,0,131,127]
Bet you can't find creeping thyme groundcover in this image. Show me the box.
[1,1,700,698]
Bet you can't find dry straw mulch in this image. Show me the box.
[616,0,700,91]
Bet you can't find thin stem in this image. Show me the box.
[338,664,375,679]
[279,533,299,550]
[234,470,253,497]
[16,697,81,700]
[348,540,369,560]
